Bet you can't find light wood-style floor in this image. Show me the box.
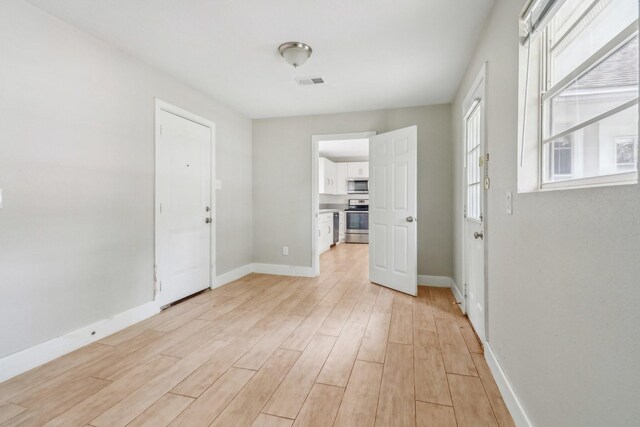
[0,243,514,427]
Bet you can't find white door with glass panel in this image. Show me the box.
[156,108,213,306]
[464,99,486,342]
[369,126,418,296]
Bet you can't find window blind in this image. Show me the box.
[520,0,566,43]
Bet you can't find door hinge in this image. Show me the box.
[464,284,468,298]
[153,265,158,299]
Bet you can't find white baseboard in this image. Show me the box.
[1,260,315,383]
[485,343,533,427]
[417,275,453,288]
[212,262,316,289]
[253,263,315,277]
[212,263,255,288]
[450,279,464,303]
[0,300,159,383]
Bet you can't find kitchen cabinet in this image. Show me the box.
[335,163,348,195]
[320,159,368,195]
[319,157,337,194]
[347,162,369,179]
[326,160,337,194]
[319,158,327,194]
[318,212,333,254]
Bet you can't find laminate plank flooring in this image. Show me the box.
[0,403,26,424]
[291,383,344,427]
[375,342,415,427]
[415,401,457,427]
[333,360,383,427]
[126,393,193,427]
[0,243,512,426]
[264,334,336,419]
[448,374,498,427]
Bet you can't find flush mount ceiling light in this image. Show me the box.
[278,42,313,68]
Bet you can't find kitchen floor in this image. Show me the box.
[0,243,513,426]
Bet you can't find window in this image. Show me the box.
[518,0,639,191]
[549,137,573,179]
[616,136,638,166]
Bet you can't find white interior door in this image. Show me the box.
[369,126,418,296]
[464,99,486,342]
[156,108,212,306]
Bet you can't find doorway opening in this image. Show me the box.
[155,99,216,308]
[311,126,419,297]
[311,132,374,277]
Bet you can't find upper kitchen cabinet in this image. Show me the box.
[319,157,337,194]
[348,162,369,179]
[335,163,348,195]
[320,159,368,195]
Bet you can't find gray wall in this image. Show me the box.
[0,0,253,358]
[253,105,453,277]
[451,0,640,425]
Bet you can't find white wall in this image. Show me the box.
[451,0,640,425]
[0,0,253,358]
[253,105,453,277]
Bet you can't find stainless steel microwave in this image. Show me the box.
[347,179,368,194]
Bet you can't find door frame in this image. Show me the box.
[310,131,376,276]
[154,99,216,306]
[461,63,489,341]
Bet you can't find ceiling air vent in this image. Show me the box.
[295,76,325,86]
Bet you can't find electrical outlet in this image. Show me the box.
[506,191,513,215]
[215,180,222,190]
[282,246,289,256]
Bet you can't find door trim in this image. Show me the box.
[154,99,216,306]
[461,63,488,341]
[310,131,376,276]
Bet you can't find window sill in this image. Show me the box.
[539,171,638,191]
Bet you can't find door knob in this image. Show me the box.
[406,216,416,223]
[474,231,484,240]
[205,218,212,224]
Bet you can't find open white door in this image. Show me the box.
[156,105,213,306]
[369,126,418,296]
[464,93,486,342]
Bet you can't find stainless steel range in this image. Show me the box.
[345,199,369,244]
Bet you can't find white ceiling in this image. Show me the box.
[319,139,369,161]
[26,0,495,119]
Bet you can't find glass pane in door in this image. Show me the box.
[466,103,482,221]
